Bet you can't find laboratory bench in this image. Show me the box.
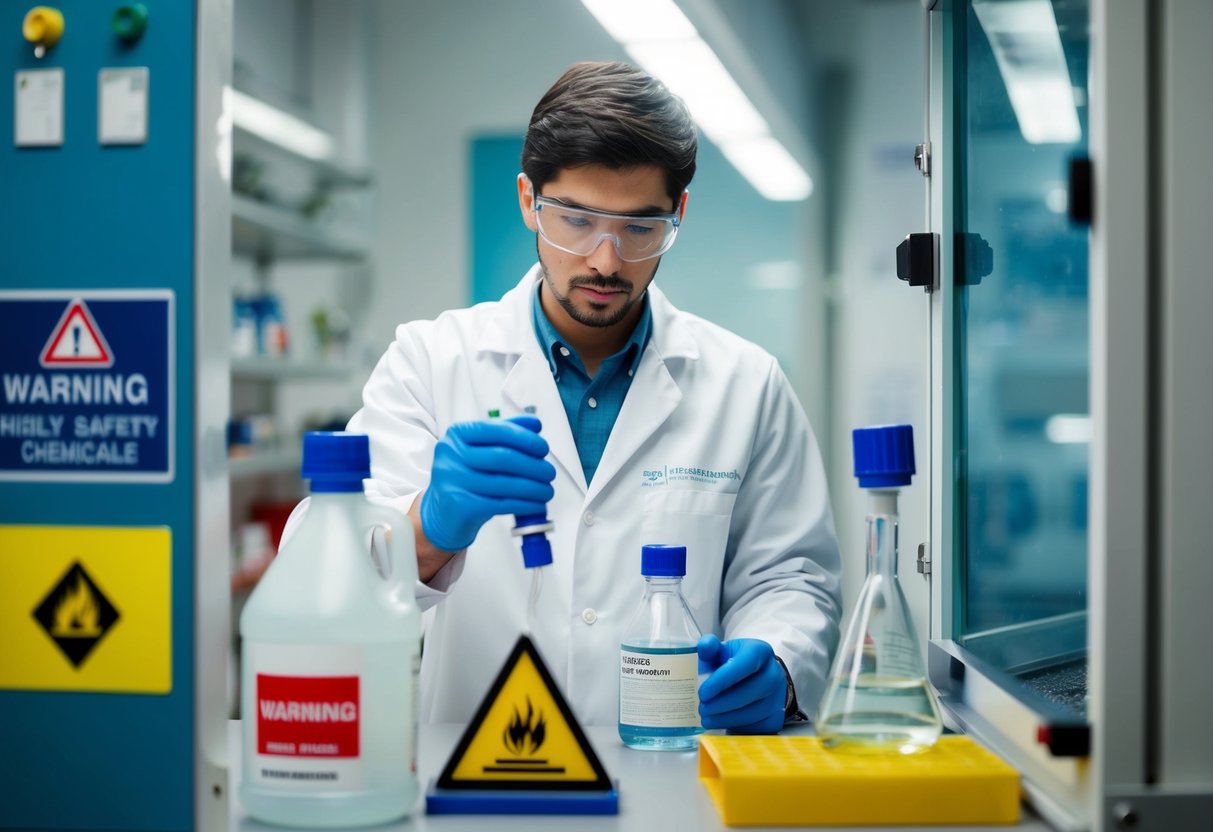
[227,721,1051,831]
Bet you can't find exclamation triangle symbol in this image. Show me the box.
[40,299,114,367]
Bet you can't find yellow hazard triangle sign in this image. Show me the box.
[427,635,617,815]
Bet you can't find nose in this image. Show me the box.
[585,233,624,274]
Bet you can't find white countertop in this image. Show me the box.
[227,721,1051,831]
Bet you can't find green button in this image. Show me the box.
[112,3,148,42]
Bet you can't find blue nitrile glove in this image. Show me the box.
[697,634,787,734]
[419,415,556,552]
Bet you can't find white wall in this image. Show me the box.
[368,1,620,345]
[681,0,829,428]
[800,0,932,651]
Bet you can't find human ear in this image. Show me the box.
[518,173,539,232]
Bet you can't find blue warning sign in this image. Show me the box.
[0,291,174,482]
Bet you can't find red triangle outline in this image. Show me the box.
[40,299,114,368]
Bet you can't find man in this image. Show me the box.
[351,61,841,733]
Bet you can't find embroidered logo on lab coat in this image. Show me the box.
[644,465,741,488]
[641,467,667,487]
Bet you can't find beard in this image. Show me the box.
[536,247,658,329]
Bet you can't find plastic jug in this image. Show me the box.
[239,432,421,827]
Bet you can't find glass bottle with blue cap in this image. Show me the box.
[619,544,704,750]
[815,425,943,754]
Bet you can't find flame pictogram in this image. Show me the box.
[51,574,101,637]
[503,697,546,756]
[32,561,120,668]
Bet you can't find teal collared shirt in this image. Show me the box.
[531,284,651,487]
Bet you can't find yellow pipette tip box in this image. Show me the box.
[698,734,1020,826]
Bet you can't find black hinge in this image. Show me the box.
[1069,156,1093,225]
[896,232,937,292]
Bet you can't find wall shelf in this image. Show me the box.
[228,450,302,479]
[231,357,353,381]
[233,123,371,189]
[232,194,369,262]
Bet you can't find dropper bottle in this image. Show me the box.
[488,409,552,633]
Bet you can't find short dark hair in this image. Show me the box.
[522,61,697,207]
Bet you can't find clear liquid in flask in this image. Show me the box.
[816,425,943,755]
[817,674,941,754]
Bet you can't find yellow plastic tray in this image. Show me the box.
[698,734,1020,826]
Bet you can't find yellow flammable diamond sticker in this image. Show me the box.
[0,525,171,693]
[438,635,611,790]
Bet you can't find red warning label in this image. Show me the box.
[256,674,360,758]
[39,299,113,368]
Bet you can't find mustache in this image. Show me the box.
[568,275,633,292]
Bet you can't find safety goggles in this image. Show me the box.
[532,195,681,262]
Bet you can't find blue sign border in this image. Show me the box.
[0,289,175,483]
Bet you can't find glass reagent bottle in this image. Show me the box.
[619,544,703,751]
[815,424,943,754]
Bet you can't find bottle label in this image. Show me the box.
[256,674,360,758]
[246,642,367,790]
[872,617,922,678]
[619,647,700,728]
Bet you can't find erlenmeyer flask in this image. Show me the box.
[816,425,943,754]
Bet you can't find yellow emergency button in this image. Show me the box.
[22,6,65,49]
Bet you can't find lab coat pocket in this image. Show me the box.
[640,489,736,631]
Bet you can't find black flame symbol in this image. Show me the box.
[503,697,546,756]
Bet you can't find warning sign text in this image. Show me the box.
[0,292,173,482]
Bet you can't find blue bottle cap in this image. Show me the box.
[852,424,915,488]
[301,431,370,493]
[515,511,554,568]
[641,544,687,577]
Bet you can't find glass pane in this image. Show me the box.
[954,0,1090,716]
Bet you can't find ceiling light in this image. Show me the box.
[580,0,697,43]
[1045,414,1092,444]
[973,0,1082,144]
[625,40,768,144]
[581,0,813,201]
[720,136,813,201]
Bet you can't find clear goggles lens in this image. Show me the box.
[533,196,680,262]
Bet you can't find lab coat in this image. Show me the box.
[349,265,843,726]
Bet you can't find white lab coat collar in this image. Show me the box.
[477,264,699,501]
[475,264,701,362]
